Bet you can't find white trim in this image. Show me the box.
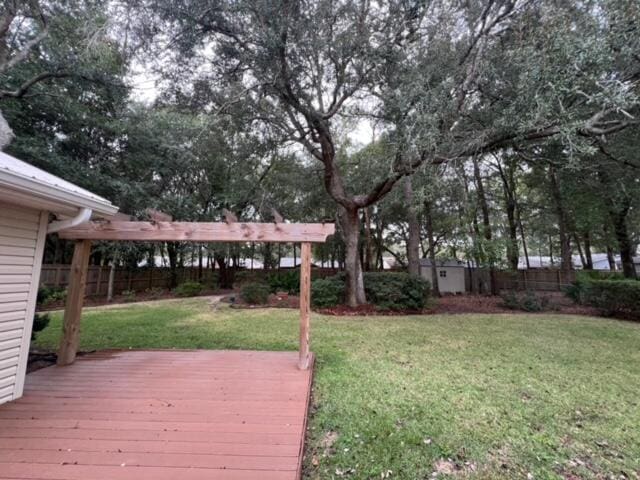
[48,208,92,234]
[12,211,48,399]
[0,151,118,218]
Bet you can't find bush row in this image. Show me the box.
[566,272,640,319]
[580,279,640,319]
[311,272,430,311]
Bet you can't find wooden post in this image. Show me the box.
[57,240,92,366]
[298,242,312,370]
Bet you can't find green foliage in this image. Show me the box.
[312,272,431,310]
[144,287,165,299]
[363,272,431,311]
[174,281,204,297]
[37,286,67,306]
[582,280,640,319]
[566,271,628,304]
[311,277,345,308]
[121,290,136,302]
[267,271,300,294]
[501,290,552,312]
[31,313,51,340]
[240,283,270,305]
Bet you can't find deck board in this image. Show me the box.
[0,350,313,480]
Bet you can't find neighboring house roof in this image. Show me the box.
[518,253,627,270]
[0,151,117,218]
[420,259,467,268]
[278,257,301,268]
[314,260,340,268]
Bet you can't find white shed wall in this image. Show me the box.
[420,266,466,293]
[0,204,48,404]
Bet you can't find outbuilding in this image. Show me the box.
[0,151,117,405]
[419,259,467,294]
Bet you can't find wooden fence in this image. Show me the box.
[494,269,577,292]
[41,263,579,297]
[40,265,215,297]
[39,264,340,297]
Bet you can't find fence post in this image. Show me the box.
[54,266,61,288]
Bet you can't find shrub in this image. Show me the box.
[175,281,204,297]
[363,272,431,311]
[566,271,626,304]
[144,287,165,299]
[501,290,551,312]
[240,282,270,305]
[311,277,345,308]
[121,289,136,302]
[37,286,67,306]
[267,270,300,294]
[31,313,50,340]
[582,279,640,319]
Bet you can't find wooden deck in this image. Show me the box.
[0,350,313,480]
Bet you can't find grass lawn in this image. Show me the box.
[34,299,640,479]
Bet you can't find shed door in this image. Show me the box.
[0,205,48,404]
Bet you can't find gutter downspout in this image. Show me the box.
[47,207,92,234]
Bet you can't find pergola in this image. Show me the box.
[56,220,335,370]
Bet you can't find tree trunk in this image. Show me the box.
[606,245,616,271]
[574,233,586,268]
[166,242,179,288]
[497,160,519,270]
[424,200,440,297]
[339,206,366,307]
[517,206,530,269]
[473,156,497,295]
[583,231,593,270]
[363,207,373,271]
[610,199,637,278]
[375,214,384,270]
[549,166,573,272]
[107,251,118,302]
[215,253,235,288]
[403,177,421,276]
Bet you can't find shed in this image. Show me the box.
[420,259,467,294]
[0,151,117,405]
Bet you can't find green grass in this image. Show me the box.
[34,300,640,479]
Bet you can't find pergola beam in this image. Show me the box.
[58,221,335,243]
[56,221,335,371]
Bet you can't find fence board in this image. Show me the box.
[39,265,340,297]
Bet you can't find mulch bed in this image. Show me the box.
[228,292,300,309]
[426,294,600,316]
[315,304,423,316]
[316,294,601,317]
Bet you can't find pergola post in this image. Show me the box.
[298,242,312,370]
[57,239,92,366]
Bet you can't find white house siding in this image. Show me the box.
[0,204,48,404]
